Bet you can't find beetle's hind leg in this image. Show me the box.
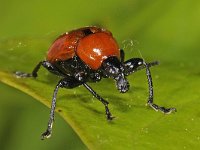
[15,61,64,78]
[15,61,45,78]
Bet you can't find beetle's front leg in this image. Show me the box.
[144,62,176,114]
[124,58,176,114]
[123,58,159,75]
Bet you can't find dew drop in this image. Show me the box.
[141,127,149,134]
[17,42,22,48]
[126,103,132,108]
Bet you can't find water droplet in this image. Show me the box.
[126,103,132,108]
[16,41,26,48]
[17,42,22,48]
[141,127,148,134]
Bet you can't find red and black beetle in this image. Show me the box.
[15,26,176,139]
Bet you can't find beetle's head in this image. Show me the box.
[102,57,129,93]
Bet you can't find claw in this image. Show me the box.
[148,103,176,114]
[105,106,114,120]
[41,130,52,140]
[14,71,32,78]
[162,107,177,114]
[107,114,115,120]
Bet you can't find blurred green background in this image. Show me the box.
[0,0,200,150]
[0,83,87,150]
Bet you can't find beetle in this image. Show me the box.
[15,26,176,139]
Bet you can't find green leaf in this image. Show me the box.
[0,36,200,149]
[1,0,200,149]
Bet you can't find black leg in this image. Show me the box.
[32,61,43,77]
[15,61,47,78]
[83,83,114,120]
[134,61,159,72]
[15,61,44,78]
[41,77,81,140]
[120,49,125,63]
[15,61,65,78]
[144,62,176,114]
[123,58,159,76]
[123,58,176,114]
[41,81,61,140]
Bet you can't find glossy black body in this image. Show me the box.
[53,56,103,83]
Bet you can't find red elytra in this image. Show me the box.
[47,27,120,70]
